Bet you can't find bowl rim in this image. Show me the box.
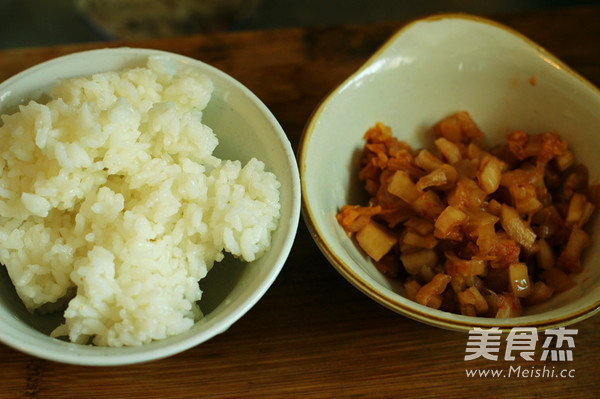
[298,12,600,332]
[0,47,301,365]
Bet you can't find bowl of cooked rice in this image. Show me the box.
[300,14,600,331]
[0,47,300,365]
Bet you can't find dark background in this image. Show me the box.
[1,0,599,49]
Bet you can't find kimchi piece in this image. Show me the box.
[338,111,595,318]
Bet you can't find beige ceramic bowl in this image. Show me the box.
[300,14,600,331]
[0,48,301,365]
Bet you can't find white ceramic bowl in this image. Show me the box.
[300,14,600,331]
[0,48,301,365]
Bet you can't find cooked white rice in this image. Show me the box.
[0,56,281,347]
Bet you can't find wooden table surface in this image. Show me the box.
[1,5,600,399]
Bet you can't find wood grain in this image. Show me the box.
[1,6,600,399]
